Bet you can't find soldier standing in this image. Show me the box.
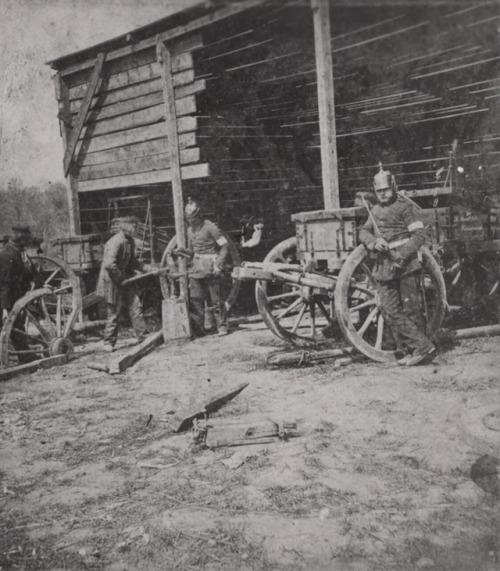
[358,167,436,366]
[96,216,155,352]
[182,199,230,337]
[0,226,35,362]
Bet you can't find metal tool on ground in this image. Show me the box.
[192,418,298,448]
[173,382,249,432]
[267,346,354,367]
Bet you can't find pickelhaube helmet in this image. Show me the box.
[184,197,200,219]
[373,163,397,192]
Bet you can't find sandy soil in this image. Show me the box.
[1,323,499,570]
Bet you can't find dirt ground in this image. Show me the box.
[1,321,499,571]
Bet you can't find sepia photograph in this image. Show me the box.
[0,0,499,569]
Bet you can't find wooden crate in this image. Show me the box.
[291,208,363,271]
[48,234,105,271]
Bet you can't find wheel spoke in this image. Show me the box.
[24,309,52,342]
[349,281,375,297]
[375,313,385,349]
[275,297,303,320]
[267,290,300,302]
[291,302,308,333]
[44,267,61,286]
[360,263,378,289]
[11,326,48,344]
[309,300,316,337]
[40,299,57,337]
[349,298,377,313]
[357,306,379,338]
[56,295,62,337]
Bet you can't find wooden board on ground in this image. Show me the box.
[162,298,191,341]
[0,354,70,381]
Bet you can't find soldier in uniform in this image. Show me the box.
[96,216,155,352]
[0,226,35,362]
[181,199,230,337]
[358,167,436,366]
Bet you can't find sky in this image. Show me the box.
[0,0,199,188]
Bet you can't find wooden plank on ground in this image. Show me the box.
[0,354,70,381]
[78,162,209,192]
[64,52,106,176]
[75,123,196,155]
[78,148,201,180]
[110,330,164,374]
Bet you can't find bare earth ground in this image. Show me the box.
[1,322,499,571]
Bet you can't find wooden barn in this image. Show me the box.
[48,0,500,276]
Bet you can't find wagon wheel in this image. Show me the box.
[255,237,338,347]
[334,245,446,363]
[0,285,81,368]
[159,235,241,309]
[29,255,82,311]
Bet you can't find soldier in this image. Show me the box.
[358,167,436,366]
[0,226,35,363]
[96,216,155,352]
[180,199,230,337]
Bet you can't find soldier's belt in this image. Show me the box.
[388,238,409,249]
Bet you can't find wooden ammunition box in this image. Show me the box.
[48,234,105,271]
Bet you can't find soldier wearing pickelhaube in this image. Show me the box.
[358,166,436,366]
[180,198,230,337]
[0,225,35,362]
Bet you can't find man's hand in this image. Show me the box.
[371,237,390,252]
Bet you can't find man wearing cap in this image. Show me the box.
[96,216,153,352]
[180,198,230,337]
[0,226,35,362]
[358,168,436,366]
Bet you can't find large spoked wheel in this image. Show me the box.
[159,235,241,309]
[255,237,338,347]
[334,245,446,362]
[0,285,81,368]
[30,255,82,311]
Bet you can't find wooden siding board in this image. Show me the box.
[78,147,201,180]
[75,123,196,155]
[78,162,209,192]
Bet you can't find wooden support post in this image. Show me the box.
[157,37,189,300]
[311,0,339,210]
[55,72,82,235]
[63,52,106,176]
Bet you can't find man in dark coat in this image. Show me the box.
[358,168,436,366]
[96,217,153,352]
[0,226,35,362]
[181,199,230,337]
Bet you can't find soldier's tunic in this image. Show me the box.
[358,196,434,354]
[96,230,148,347]
[187,220,229,335]
[0,242,34,361]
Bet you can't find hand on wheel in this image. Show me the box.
[372,238,389,252]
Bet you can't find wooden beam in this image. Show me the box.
[0,354,70,381]
[157,37,189,299]
[56,72,82,235]
[311,0,339,210]
[63,52,106,176]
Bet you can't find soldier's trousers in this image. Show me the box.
[189,275,227,335]
[103,287,148,346]
[377,271,434,354]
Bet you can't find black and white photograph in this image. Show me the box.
[1,0,500,569]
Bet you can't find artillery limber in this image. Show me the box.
[233,205,447,363]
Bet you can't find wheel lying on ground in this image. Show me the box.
[159,235,241,309]
[255,237,338,347]
[334,245,446,363]
[0,285,81,368]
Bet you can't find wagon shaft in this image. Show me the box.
[233,263,336,292]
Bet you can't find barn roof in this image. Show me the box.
[47,0,479,71]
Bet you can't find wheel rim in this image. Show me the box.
[159,235,241,308]
[334,245,447,362]
[0,286,81,368]
[30,255,82,311]
[255,237,338,347]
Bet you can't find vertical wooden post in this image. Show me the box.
[311,0,340,210]
[55,72,82,236]
[156,37,188,299]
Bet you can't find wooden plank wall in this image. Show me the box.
[61,33,208,194]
